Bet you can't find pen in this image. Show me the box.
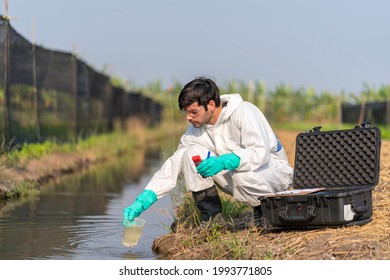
[207,151,211,159]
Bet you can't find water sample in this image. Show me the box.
[122,217,146,248]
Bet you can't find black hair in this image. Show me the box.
[178,77,221,111]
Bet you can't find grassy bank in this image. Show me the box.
[0,118,186,201]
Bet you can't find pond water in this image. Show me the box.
[0,144,177,260]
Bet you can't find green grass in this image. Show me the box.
[3,130,139,167]
[221,196,250,219]
[4,181,40,200]
[173,192,249,230]
[222,231,250,259]
[76,131,138,156]
[5,141,63,166]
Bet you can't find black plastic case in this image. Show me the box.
[259,123,381,230]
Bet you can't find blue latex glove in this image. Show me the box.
[196,153,240,177]
[123,189,157,226]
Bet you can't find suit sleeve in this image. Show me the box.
[145,130,192,198]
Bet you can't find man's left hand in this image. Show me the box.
[196,153,240,177]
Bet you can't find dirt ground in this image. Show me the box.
[152,130,390,260]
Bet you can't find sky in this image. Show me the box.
[3,0,390,94]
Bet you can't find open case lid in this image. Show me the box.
[293,123,381,190]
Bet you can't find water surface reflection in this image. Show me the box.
[0,146,174,260]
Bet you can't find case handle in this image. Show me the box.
[279,206,316,223]
[353,205,369,213]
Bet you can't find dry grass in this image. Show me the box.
[153,130,390,260]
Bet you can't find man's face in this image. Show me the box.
[182,102,213,128]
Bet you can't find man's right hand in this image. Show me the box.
[123,190,157,226]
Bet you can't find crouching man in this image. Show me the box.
[123,77,293,228]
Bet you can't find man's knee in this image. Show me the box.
[230,178,269,207]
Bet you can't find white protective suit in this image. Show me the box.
[145,94,293,206]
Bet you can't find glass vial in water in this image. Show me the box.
[122,217,145,248]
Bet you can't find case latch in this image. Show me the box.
[355,121,371,128]
[280,206,288,218]
[305,126,322,133]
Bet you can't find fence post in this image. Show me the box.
[2,18,11,145]
[32,26,41,141]
[122,91,128,130]
[106,79,113,132]
[83,63,91,136]
[387,97,390,128]
[72,54,78,142]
